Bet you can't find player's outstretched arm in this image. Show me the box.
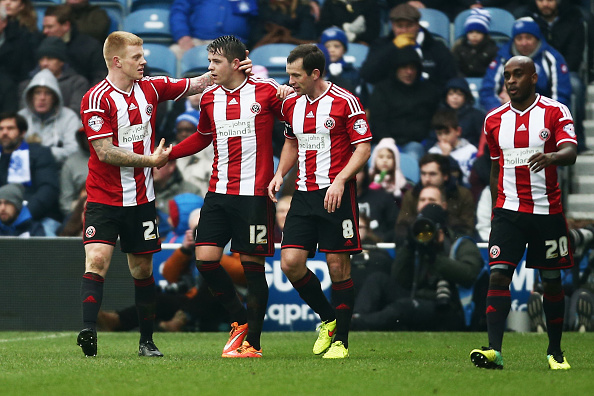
[169,132,213,160]
[92,137,171,168]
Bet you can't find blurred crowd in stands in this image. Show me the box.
[1,0,594,332]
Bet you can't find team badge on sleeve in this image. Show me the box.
[88,116,104,132]
[563,124,576,137]
[353,119,368,135]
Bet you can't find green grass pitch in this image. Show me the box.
[0,331,592,396]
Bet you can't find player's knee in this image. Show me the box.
[85,253,108,273]
[489,268,513,287]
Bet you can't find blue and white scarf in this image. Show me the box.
[0,141,31,186]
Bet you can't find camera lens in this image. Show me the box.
[436,280,451,308]
[412,218,436,243]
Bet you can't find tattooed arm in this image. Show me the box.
[92,137,171,168]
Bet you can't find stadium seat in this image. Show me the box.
[344,43,369,69]
[453,7,515,46]
[179,44,210,77]
[88,0,129,16]
[104,7,124,33]
[130,0,172,12]
[32,0,62,5]
[465,77,483,110]
[35,6,47,31]
[399,152,420,184]
[143,43,178,77]
[123,9,172,43]
[419,8,451,48]
[249,44,296,83]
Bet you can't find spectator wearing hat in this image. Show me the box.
[352,203,484,331]
[317,0,381,45]
[172,111,214,197]
[452,8,498,78]
[368,45,440,160]
[479,17,571,112]
[0,183,45,236]
[18,36,90,113]
[0,112,60,235]
[320,26,365,97]
[360,3,457,89]
[18,68,81,165]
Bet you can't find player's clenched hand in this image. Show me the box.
[152,138,171,168]
[268,174,284,203]
[528,152,553,173]
[276,85,294,100]
[324,182,344,213]
[238,50,253,76]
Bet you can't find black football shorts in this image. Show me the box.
[281,180,362,255]
[195,192,275,256]
[488,208,573,270]
[83,201,161,254]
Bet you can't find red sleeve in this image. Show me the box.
[170,132,213,160]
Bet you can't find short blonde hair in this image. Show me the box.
[103,31,143,68]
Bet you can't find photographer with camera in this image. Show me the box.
[352,203,483,331]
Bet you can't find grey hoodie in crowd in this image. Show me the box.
[18,69,81,164]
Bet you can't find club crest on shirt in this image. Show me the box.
[146,104,153,116]
[563,123,575,137]
[489,245,500,259]
[250,102,261,114]
[353,119,368,135]
[88,116,103,132]
[85,226,96,238]
[324,117,335,130]
[539,128,550,141]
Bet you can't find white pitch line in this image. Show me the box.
[0,333,72,343]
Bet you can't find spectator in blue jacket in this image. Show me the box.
[169,0,257,59]
[0,112,60,235]
[0,183,45,237]
[479,17,571,112]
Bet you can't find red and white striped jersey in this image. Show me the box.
[484,94,577,214]
[81,76,189,206]
[282,83,372,191]
[197,76,282,196]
